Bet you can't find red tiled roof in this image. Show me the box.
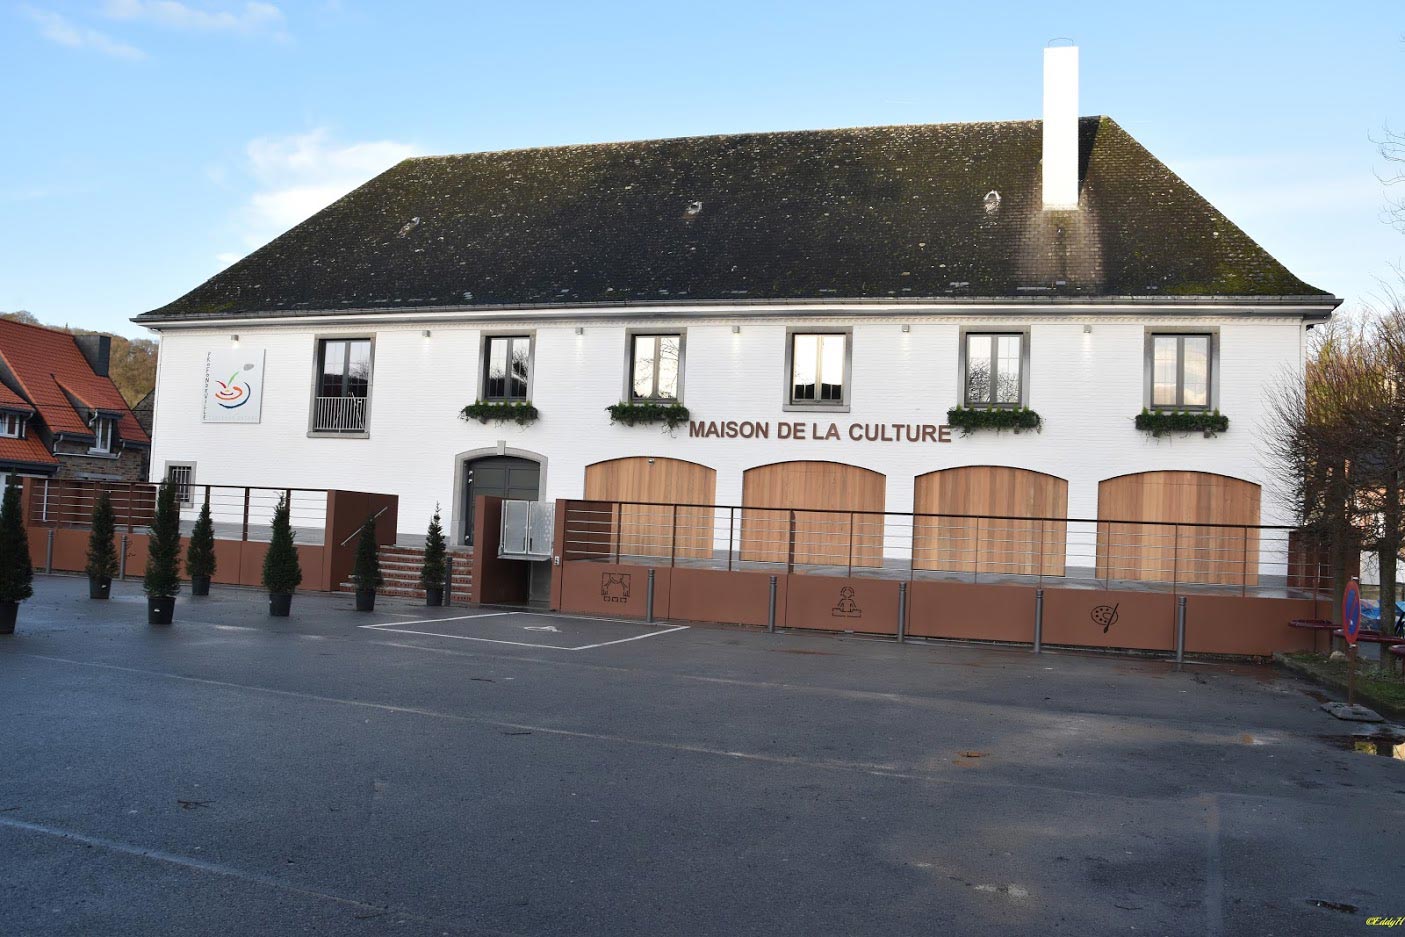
[0,379,32,413]
[0,318,149,445]
[0,433,58,470]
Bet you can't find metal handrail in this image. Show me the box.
[338,505,391,547]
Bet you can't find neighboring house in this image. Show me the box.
[132,388,155,435]
[0,318,150,484]
[136,46,1336,580]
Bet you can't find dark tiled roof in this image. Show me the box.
[0,319,149,445]
[137,117,1330,323]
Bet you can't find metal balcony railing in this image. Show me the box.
[312,396,367,433]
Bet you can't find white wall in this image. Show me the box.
[148,311,1307,552]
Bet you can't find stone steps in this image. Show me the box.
[338,543,474,603]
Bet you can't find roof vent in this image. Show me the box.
[983,190,1001,213]
[397,217,421,237]
[1042,42,1079,210]
[685,201,703,216]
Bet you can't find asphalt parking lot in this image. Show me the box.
[2,575,1401,936]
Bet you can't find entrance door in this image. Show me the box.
[462,456,540,545]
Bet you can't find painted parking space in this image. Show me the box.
[358,610,689,651]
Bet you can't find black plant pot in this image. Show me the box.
[88,575,112,600]
[268,593,292,617]
[425,587,444,607]
[0,601,16,635]
[147,595,175,625]
[190,576,210,597]
[355,589,376,612]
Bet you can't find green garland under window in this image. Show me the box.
[460,400,539,427]
[606,401,691,429]
[946,406,1042,434]
[1134,409,1229,437]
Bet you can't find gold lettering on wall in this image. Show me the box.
[688,420,951,443]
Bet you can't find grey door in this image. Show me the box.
[462,457,540,544]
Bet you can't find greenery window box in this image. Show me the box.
[606,401,691,429]
[461,401,540,426]
[1135,409,1229,437]
[946,406,1042,434]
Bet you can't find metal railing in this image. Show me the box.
[29,480,332,545]
[312,396,367,433]
[560,499,1330,598]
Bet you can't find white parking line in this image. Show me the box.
[356,613,689,651]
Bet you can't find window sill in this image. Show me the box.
[783,403,850,414]
[77,450,119,460]
[308,431,370,439]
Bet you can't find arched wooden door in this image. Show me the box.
[741,461,886,568]
[913,466,1068,576]
[584,457,717,560]
[1096,471,1261,585]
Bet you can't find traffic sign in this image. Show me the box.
[1343,579,1361,645]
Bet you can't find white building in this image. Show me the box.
[137,48,1337,583]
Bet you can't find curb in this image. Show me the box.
[1273,652,1405,722]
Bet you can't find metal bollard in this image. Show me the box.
[46,529,54,574]
[645,568,656,624]
[767,575,777,633]
[1174,595,1187,666]
[1033,588,1044,654]
[119,534,128,580]
[443,555,453,608]
[897,581,908,644]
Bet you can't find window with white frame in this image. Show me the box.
[1149,333,1213,409]
[0,413,25,439]
[629,333,682,401]
[90,416,115,454]
[482,335,531,401]
[788,331,849,407]
[963,332,1025,406]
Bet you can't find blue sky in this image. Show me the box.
[3,0,1402,337]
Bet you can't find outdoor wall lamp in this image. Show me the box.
[422,329,432,338]
[901,324,911,333]
[731,325,741,334]
[1083,324,1092,334]
[575,327,584,335]
[230,334,239,345]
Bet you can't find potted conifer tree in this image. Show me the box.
[262,493,301,616]
[186,499,216,596]
[350,515,383,612]
[85,490,118,599]
[143,481,180,625]
[420,503,447,607]
[0,483,33,634]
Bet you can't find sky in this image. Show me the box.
[2,0,1403,338]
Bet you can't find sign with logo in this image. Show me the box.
[1343,579,1361,645]
[202,349,265,424]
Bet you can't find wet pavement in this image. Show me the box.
[2,575,1401,936]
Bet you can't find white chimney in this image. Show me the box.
[1041,43,1079,210]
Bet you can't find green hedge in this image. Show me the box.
[946,406,1042,433]
[1134,409,1228,437]
[460,401,540,426]
[606,401,691,429]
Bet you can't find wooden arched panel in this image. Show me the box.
[1096,471,1261,586]
[584,457,717,560]
[913,466,1068,576]
[741,461,886,568]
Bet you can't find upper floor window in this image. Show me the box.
[964,332,1025,406]
[90,416,115,454]
[787,331,849,408]
[629,333,682,401]
[313,338,372,433]
[1150,333,1212,409]
[483,335,531,401]
[0,413,25,439]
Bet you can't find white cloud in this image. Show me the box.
[25,8,146,60]
[101,0,286,37]
[225,128,422,251]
